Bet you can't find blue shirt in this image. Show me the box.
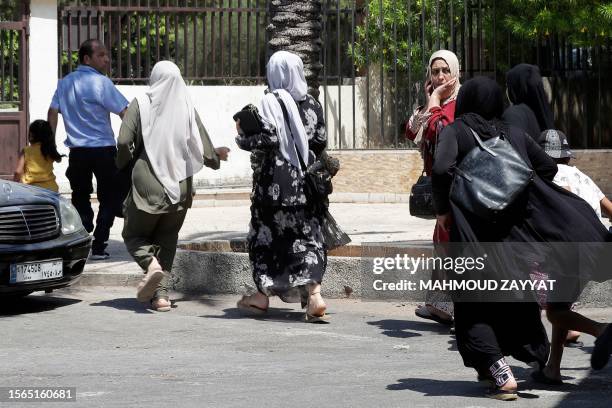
[50,65,129,148]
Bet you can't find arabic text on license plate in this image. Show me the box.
[9,260,63,283]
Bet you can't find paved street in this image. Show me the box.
[2,287,611,408]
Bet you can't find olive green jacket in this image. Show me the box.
[116,98,220,214]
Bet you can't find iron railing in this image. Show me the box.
[57,0,612,149]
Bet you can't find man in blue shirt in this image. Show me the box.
[48,39,129,260]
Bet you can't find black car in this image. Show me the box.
[0,181,91,297]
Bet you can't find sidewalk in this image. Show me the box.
[82,201,435,281]
[79,201,612,306]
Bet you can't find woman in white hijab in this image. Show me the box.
[405,50,460,327]
[117,61,229,311]
[235,51,329,322]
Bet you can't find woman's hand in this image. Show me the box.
[436,212,452,233]
[431,78,457,101]
[215,147,231,161]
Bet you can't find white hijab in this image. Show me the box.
[427,49,461,104]
[136,61,204,204]
[260,51,309,175]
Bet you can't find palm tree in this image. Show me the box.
[267,0,323,99]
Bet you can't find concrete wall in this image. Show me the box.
[29,0,58,123]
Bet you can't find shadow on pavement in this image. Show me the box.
[172,295,226,307]
[552,364,612,407]
[90,297,154,314]
[367,319,452,338]
[202,307,316,323]
[386,378,487,397]
[0,294,81,316]
[387,377,541,400]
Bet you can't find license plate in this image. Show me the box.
[9,259,63,284]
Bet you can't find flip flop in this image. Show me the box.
[415,305,453,326]
[486,388,518,401]
[591,324,612,370]
[531,370,563,386]
[237,296,267,315]
[304,312,329,324]
[564,339,584,348]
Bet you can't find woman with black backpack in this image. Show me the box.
[432,76,612,399]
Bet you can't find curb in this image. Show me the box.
[77,240,612,306]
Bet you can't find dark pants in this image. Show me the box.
[66,146,118,252]
[122,200,188,300]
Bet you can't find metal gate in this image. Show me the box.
[0,1,29,179]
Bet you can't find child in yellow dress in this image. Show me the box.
[13,120,62,192]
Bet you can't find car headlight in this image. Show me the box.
[59,198,84,235]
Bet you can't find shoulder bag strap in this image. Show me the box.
[467,127,498,157]
[273,92,308,172]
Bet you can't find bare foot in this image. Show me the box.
[307,291,327,317]
[152,298,171,312]
[241,292,269,310]
[566,330,581,343]
[499,377,518,392]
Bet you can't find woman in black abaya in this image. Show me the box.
[503,63,555,145]
[432,77,612,400]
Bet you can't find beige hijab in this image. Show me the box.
[427,49,461,104]
[136,61,204,204]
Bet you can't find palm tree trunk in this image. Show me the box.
[268,0,323,99]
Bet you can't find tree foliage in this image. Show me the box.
[502,0,612,46]
[352,0,612,79]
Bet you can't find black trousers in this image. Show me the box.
[66,146,118,252]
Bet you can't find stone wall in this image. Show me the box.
[331,149,612,196]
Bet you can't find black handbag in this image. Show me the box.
[450,127,534,221]
[321,209,352,250]
[409,171,436,219]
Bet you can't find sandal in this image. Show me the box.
[151,297,172,312]
[305,291,328,324]
[486,388,518,401]
[237,295,268,315]
[415,305,453,326]
[531,370,563,386]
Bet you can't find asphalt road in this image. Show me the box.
[1,287,612,408]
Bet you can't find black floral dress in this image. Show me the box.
[236,94,327,303]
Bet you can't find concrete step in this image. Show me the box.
[77,239,612,307]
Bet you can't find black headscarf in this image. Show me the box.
[506,64,555,131]
[455,76,505,139]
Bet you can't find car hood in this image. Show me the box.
[0,180,60,207]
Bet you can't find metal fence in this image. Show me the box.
[0,28,21,109]
[57,0,612,149]
[0,0,26,111]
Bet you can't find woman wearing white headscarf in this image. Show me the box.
[235,51,329,322]
[405,50,460,327]
[117,61,229,311]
